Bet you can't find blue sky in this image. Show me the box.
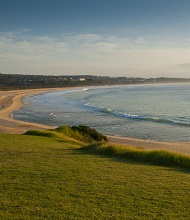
[1,0,190,77]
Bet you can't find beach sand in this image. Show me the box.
[107,135,190,156]
[0,88,56,133]
[0,88,190,156]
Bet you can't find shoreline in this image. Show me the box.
[0,87,190,156]
[0,88,63,132]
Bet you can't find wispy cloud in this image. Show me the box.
[0,31,68,61]
[1,31,190,77]
[177,63,190,68]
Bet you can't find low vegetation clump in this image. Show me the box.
[81,144,190,170]
[25,125,107,143]
[56,125,107,142]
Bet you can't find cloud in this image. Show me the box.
[177,63,190,67]
[0,31,190,77]
[65,34,103,43]
[177,63,190,71]
[0,31,69,61]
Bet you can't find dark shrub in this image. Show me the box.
[71,125,107,142]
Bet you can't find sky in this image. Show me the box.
[1,0,190,77]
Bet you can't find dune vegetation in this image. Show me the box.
[25,126,190,170]
[1,126,190,219]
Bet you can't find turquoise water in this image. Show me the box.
[14,84,190,142]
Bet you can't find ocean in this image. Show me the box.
[14,83,190,142]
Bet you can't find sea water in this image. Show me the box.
[14,84,190,142]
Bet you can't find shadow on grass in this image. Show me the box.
[77,143,190,174]
[23,128,190,173]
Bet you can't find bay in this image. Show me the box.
[14,83,190,142]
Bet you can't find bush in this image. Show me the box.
[25,125,107,144]
[56,125,107,143]
[71,125,107,142]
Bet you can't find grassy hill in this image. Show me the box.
[0,128,190,219]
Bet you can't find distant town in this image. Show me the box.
[0,73,190,90]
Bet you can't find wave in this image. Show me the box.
[59,88,89,94]
[115,112,190,127]
[32,88,90,99]
[84,103,190,127]
[114,112,144,120]
[145,117,190,127]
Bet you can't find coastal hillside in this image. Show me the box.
[1,128,190,219]
[0,73,190,90]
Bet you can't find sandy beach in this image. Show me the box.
[107,135,190,156]
[0,88,190,156]
[0,88,57,133]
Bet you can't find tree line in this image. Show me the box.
[0,73,189,90]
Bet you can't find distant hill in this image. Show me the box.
[0,73,190,90]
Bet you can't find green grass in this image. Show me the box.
[81,143,190,170]
[0,133,190,219]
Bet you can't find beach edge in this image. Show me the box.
[0,88,190,156]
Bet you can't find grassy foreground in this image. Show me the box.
[0,129,190,219]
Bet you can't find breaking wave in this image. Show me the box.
[84,103,190,127]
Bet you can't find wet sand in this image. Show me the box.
[0,88,190,156]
